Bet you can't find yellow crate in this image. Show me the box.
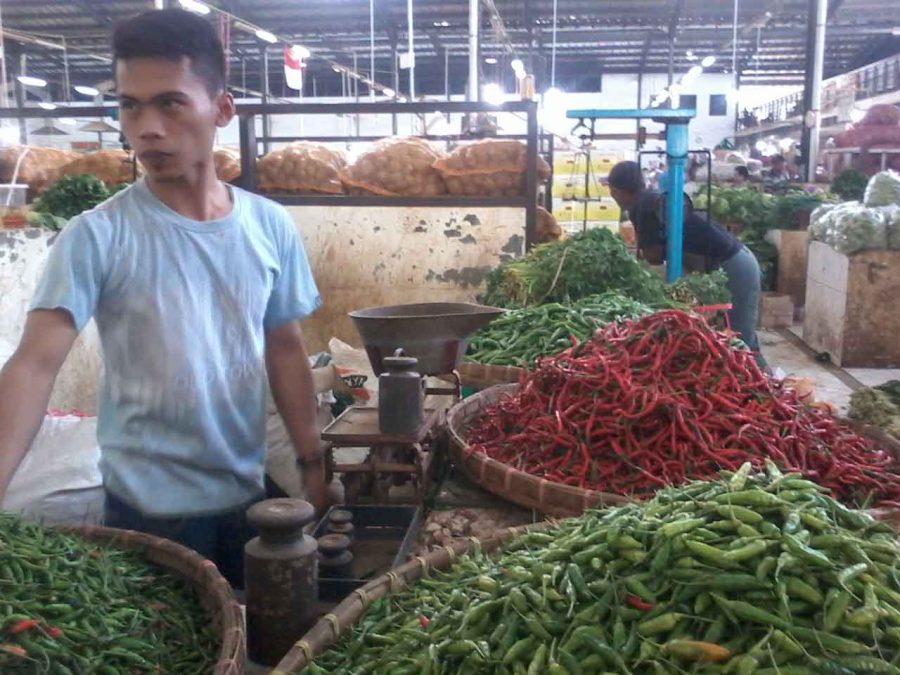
[552,175,610,200]
[553,153,588,176]
[553,198,621,223]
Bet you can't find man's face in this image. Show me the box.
[117,57,234,183]
[610,185,633,209]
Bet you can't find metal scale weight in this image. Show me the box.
[321,303,502,503]
[566,107,697,282]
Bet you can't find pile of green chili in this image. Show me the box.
[0,514,220,673]
[467,292,653,367]
[303,463,900,674]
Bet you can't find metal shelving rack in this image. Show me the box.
[235,100,547,247]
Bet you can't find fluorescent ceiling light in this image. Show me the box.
[178,0,210,15]
[17,75,47,87]
[383,87,396,97]
[291,45,311,59]
[59,117,78,126]
[485,57,498,64]
[255,29,278,44]
[482,83,505,106]
[38,102,57,110]
[511,59,525,73]
[687,65,703,78]
[701,55,716,68]
[433,20,450,27]
[686,50,697,61]
[74,85,99,96]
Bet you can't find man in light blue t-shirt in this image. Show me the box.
[0,9,326,588]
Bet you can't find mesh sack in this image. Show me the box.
[257,142,346,194]
[830,202,888,255]
[62,149,142,186]
[341,137,446,196]
[864,170,900,208]
[536,206,563,243]
[433,139,550,196]
[213,148,241,182]
[0,145,78,191]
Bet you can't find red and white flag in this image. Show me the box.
[284,46,305,91]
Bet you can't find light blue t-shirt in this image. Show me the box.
[30,179,320,517]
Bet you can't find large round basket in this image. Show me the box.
[446,383,630,517]
[66,525,245,674]
[272,521,549,673]
[456,361,525,390]
[446,384,900,520]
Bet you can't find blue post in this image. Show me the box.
[665,121,689,282]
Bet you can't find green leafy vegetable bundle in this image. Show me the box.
[849,381,900,439]
[483,228,668,308]
[831,168,868,202]
[665,270,731,306]
[32,174,111,222]
[301,465,900,674]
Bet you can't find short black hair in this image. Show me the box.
[771,154,786,163]
[607,161,645,194]
[734,166,750,179]
[113,9,227,96]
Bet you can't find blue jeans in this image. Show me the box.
[721,245,766,366]
[104,490,260,590]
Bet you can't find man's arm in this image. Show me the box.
[265,321,330,511]
[0,309,78,501]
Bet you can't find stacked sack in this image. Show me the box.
[432,139,551,196]
[256,142,345,194]
[213,147,241,182]
[0,145,77,192]
[60,149,142,186]
[833,104,900,174]
[340,137,446,196]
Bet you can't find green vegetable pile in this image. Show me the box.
[832,169,869,203]
[666,270,731,307]
[694,187,772,226]
[302,464,900,674]
[849,381,900,439]
[483,228,668,308]
[0,513,220,673]
[32,174,112,223]
[467,292,653,367]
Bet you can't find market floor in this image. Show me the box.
[759,327,900,414]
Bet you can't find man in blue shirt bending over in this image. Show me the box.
[0,9,326,588]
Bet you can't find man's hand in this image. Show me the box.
[266,321,336,513]
[0,310,78,502]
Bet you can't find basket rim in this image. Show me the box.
[63,524,245,675]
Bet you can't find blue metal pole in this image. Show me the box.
[665,121,689,282]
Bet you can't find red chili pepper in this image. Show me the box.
[419,615,430,628]
[466,310,900,506]
[0,644,27,658]
[8,619,40,634]
[625,594,655,611]
[45,626,62,639]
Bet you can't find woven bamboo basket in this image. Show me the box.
[272,520,550,673]
[457,361,525,390]
[446,383,630,517]
[446,384,900,519]
[68,525,245,674]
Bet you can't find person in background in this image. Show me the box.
[762,154,791,193]
[0,9,328,589]
[733,165,750,185]
[607,161,766,365]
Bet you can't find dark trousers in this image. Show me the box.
[104,490,260,590]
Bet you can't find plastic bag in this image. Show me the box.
[830,202,888,254]
[2,413,103,524]
[864,170,900,208]
[808,203,838,243]
[340,137,446,196]
[433,139,551,197]
[257,142,346,194]
[62,149,142,186]
[329,337,378,406]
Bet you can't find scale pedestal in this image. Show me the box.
[322,407,443,504]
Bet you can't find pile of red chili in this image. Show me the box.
[465,309,900,507]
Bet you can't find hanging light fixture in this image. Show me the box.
[74,85,99,96]
[17,75,47,87]
[255,29,277,44]
[178,0,210,15]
